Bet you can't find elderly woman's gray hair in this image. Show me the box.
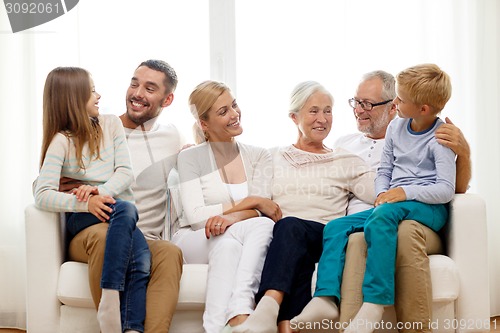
[289,81,334,116]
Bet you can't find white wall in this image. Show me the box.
[473,0,500,316]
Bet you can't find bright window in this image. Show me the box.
[234,0,462,148]
[28,0,211,140]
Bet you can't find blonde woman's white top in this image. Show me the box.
[177,142,272,230]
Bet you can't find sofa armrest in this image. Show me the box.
[446,194,490,332]
[25,204,65,333]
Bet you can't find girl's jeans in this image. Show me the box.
[67,199,150,332]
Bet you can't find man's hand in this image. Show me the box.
[435,117,470,157]
[375,188,406,206]
[436,117,472,193]
[59,177,84,193]
[88,195,115,222]
[181,143,195,151]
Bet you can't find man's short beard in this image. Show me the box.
[358,124,372,135]
[359,109,392,137]
[127,108,162,126]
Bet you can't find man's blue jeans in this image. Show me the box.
[67,199,150,332]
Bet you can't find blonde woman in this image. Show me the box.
[172,81,281,333]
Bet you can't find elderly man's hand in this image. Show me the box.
[435,117,470,157]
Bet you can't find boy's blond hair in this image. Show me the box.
[396,63,452,113]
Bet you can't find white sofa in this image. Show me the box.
[25,193,490,333]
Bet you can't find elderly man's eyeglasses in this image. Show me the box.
[348,98,392,111]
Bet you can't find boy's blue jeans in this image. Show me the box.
[315,200,448,305]
[67,199,150,332]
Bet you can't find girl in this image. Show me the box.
[34,67,149,333]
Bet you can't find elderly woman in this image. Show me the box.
[233,81,376,333]
[172,81,281,333]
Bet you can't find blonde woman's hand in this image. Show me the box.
[87,195,115,222]
[374,188,406,206]
[256,198,282,222]
[205,215,235,239]
[73,184,99,202]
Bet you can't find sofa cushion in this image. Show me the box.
[56,256,457,311]
[57,261,208,311]
[176,264,208,310]
[58,261,94,308]
[311,255,460,302]
[429,254,460,301]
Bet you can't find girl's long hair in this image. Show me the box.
[40,67,102,170]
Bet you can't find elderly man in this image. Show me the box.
[336,70,471,333]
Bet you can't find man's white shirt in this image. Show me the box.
[334,133,384,215]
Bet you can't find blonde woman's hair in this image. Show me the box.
[188,80,230,144]
[396,63,452,113]
[40,67,102,170]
